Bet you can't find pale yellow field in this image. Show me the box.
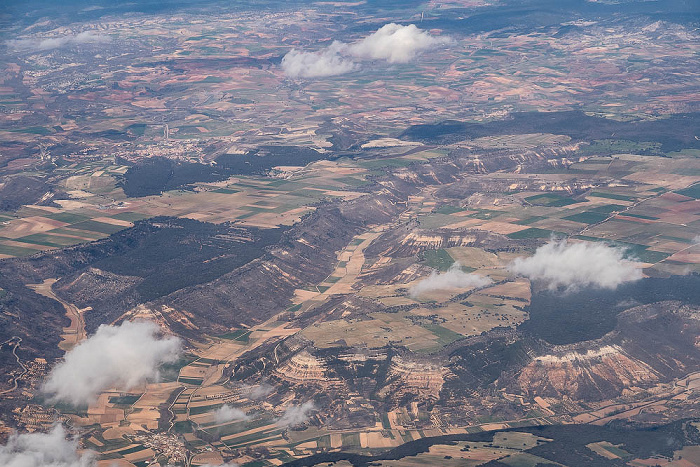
[446,246,501,269]
[127,382,181,429]
[301,312,440,351]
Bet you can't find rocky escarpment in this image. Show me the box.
[364,225,511,259]
[508,302,700,401]
[157,190,405,334]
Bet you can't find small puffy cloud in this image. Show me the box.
[281,41,356,78]
[692,235,700,244]
[247,383,274,400]
[281,23,450,78]
[235,383,274,400]
[43,321,181,405]
[213,405,250,424]
[348,23,451,63]
[0,424,94,467]
[616,298,640,309]
[509,238,642,292]
[410,262,492,298]
[8,31,110,52]
[277,401,315,427]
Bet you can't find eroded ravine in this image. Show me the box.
[27,278,87,350]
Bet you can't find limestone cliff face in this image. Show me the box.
[378,356,448,404]
[516,344,661,400]
[274,350,340,386]
[364,226,509,258]
[510,302,700,401]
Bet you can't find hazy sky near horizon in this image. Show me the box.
[2,0,697,34]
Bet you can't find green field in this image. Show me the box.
[109,394,142,405]
[179,377,204,385]
[525,193,581,207]
[633,249,670,263]
[71,220,128,234]
[621,212,659,220]
[578,139,662,156]
[469,209,501,220]
[160,354,198,382]
[434,205,466,214]
[16,233,82,247]
[224,427,283,449]
[197,358,219,365]
[219,329,252,341]
[589,191,637,201]
[213,187,240,194]
[189,403,223,415]
[116,445,147,455]
[110,212,150,221]
[381,413,391,429]
[45,212,92,223]
[515,216,546,225]
[212,417,269,436]
[173,420,193,433]
[48,227,104,239]
[10,126,52,135]
[675,183,700,199]
[507,228,558,239]
[125,123,147,136]
[421,249,455,271]
[589,204,627,214]
[0,243,40,257]
[341,432,361,447]
[356,158,415,170]
[563,211,609,224]
[423,324,464,347]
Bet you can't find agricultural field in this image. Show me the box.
[1,0,700,466]
[0,158,369,257]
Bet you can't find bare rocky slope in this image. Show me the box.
[506,302,700,401]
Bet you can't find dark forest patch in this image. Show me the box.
[0,175,64,211]
[215,146,327,175]
[520,274,700,345]
[121,146,328,197]
[119,157,228,197]
[446,334,542,394]
[400,111,700,153]
[79,217,286,302]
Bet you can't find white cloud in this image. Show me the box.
[348,23,451,63]
[0,424,94,467]
[277,401,315,427]
[616,298,640,309]
[509,238,642,292]
[213,405,250,424]
[281,23,451,78]
[247,383,274,400]
[410,262,492,298]
[692,234,700,244]
[281,41,356,78]
[8,31,110,52]
[43,321,181,405]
